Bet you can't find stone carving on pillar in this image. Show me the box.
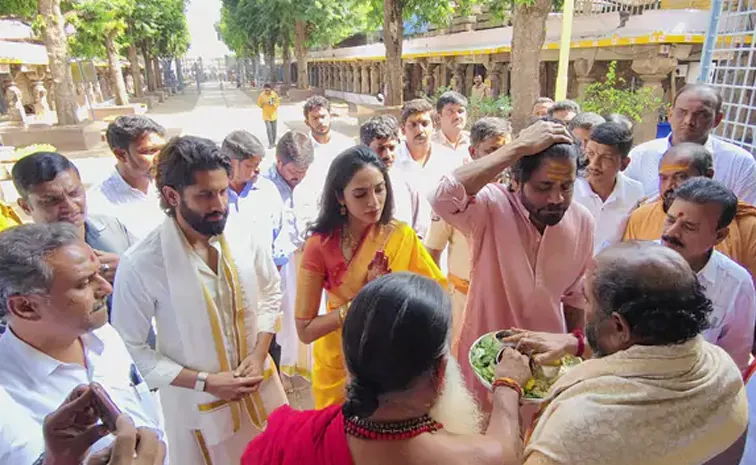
[361,64,370,94]
[573,58,595,98]
[33,81,50,115]
[352,63,361,94]
[4,81,26,123]
[489,62,503,98]
[125,75,135,95]
[370,62,380,95]
[631,57,678,143]
[452,64,465,94]
[86,82,98,105]
[339,64,347,92]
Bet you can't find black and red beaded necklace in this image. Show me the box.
[344,414,444,441]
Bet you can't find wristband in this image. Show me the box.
[492,377,523,397]
[194,371,209,392]
[571,329,585,358]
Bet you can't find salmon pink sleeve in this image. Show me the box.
[429,175,492,236]
[295,236,325,320]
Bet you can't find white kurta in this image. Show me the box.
[112,218,288,465]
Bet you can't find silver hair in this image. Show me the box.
[0,223,81,317]
[568,112,606,131]
[470,117,512,146]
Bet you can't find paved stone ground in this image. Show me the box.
[1,81,360,204]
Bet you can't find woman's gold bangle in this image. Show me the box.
[338,304,348,325]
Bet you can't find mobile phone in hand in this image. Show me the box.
[90,382,122,431]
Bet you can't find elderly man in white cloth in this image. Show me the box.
[112,135,287,465]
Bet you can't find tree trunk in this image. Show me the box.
[294,20,309,89]
[383,0,403,106]
[153,57,163,88]
[128,44,144,97]
[142,45,157,92]
[510,0,552,133]
[106,32,129,105]
[264,39,276,84]
[282,34,292,86]
[38,0,79,125]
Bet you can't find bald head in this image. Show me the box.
[658,143,714,210]
[588,241,712,350]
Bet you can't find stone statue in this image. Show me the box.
[86,82,97,105]
[126,74,135,95]
[93,80,104,103]
[33,81,50,115]
[76,81,87,106]
[4,82,26,123]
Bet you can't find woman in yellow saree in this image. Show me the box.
[295,146,445,408]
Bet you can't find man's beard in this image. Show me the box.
[520,191,568,227]
[179,197,228,237]
[585,315,606,358]
[430,358,483,435]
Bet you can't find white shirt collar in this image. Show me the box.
[577,172,630,205]
[697,249,722,285]
[1,327,105,379]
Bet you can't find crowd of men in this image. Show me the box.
[0,82,755,465]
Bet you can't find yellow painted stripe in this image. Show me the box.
[308,33,714,62]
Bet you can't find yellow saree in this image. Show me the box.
[295,220,446,408]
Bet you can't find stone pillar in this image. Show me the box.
[574,58,596,98]
[361,64,370,94]
[489,62,503,98]
[465,64,475,96]
[370,62,380,94]
[631,57,678,144]
[339,64,347,92]
[420,61,436,96]
[352,63,361,94]
[452,64,465,94]
[326,64,333,89]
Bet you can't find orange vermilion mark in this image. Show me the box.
[658,164,691,175]
[545,160,573,182]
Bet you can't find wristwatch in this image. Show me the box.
[194,372,209,392]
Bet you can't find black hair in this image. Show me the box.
[548,99,581,116]
[401,99,434,125]
[510,141,580,184]
[309,145,394,235]
[436,91,468,113]
[276,131,314,167]
[470,117,511,146]
[594,243,712,345]
[668,177,737,229]
[673,83,723,114]
[604,113,634,131]
[221,130,266,161]
[11,152,80,199]
[567,112,605,132]
[589,122,634,158]
[342,273,451,418]
[360,115,400,146]
[105,115,166,153]
[154,136,232,217]
[263,83,272,89]
[303,95,331,119]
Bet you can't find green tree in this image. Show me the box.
[486,0,556,133]
[579,61,663,122]
[0,0,37,17]
[68,0,133,105]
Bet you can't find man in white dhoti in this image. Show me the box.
[111,136,288,465]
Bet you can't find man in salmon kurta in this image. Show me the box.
[430,120,594,408]
[623,142,756,284]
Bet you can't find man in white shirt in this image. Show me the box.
[431,91,470,157]
[295,96,355,231]
[567,112,605,151]
[660,177,756,372]
[574,122,645,254]
[222,130,283,247]
[424,117,510,353]
[111,136,287,465]
[0,223,163,461]
[89,115,167,239]
[626,83,756,204]
[360,115,419,230]
[394,99,467,238]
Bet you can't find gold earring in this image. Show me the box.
[340,205,346,216]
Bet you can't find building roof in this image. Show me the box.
[307,9,709,62]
